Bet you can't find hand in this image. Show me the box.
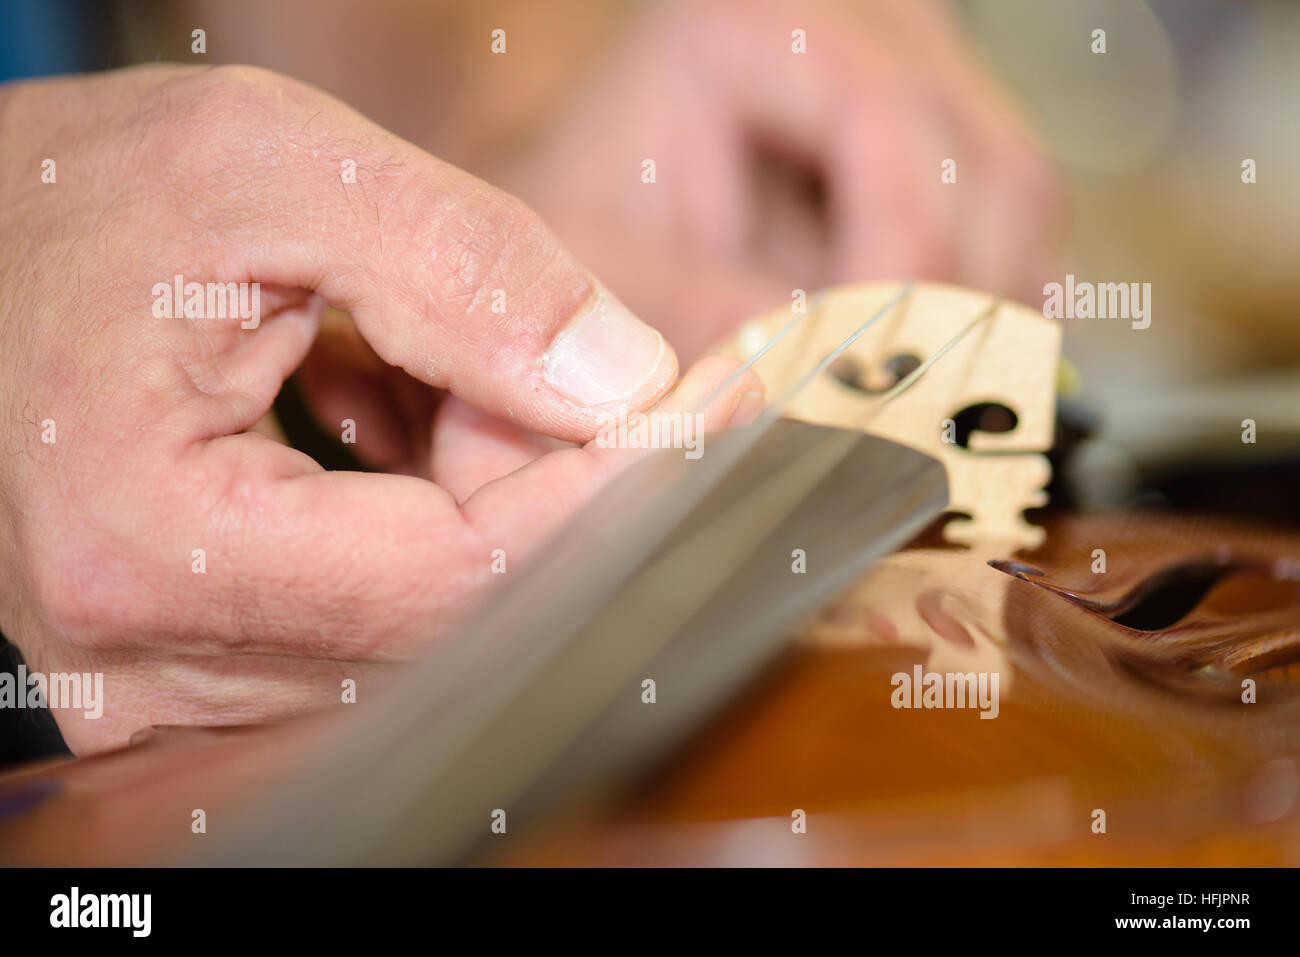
[0,64,761,753]
[490,0,1067,360]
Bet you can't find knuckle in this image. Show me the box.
[137,65,308,175]
[129,65,335,226]
[425,186,575,336]
[147,66,263,136]
[187,63,294,114]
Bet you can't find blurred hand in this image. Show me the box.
[0,64,760,753]
[491,0,1067,360]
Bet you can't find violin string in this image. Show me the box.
[773,296,1001,508]
[633,282,915,488]
[855,296,1002,429]
[757,280,917,422]
[698,294,830,406]
[635,282,988,515]
[655,281,914,424]
[680,289,834,419]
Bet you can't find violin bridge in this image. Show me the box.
[719,281,1063,553]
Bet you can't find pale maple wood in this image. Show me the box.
[719,281,1062,551]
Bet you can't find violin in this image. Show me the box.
[1,282,1296,866]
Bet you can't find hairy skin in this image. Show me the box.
[0,65,761,754]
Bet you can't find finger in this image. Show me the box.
[858,0,1044,149]
[295,315,427,473]
[460,354,765,538]
[823,91,959,284]
[160,65,678,444]
[172,289,326,443]
[550,222,796,364]
[848,1,1068,300]
[103,356,762,663]
[429,396,569,503]
[698,15,957,284]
